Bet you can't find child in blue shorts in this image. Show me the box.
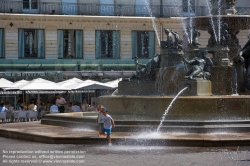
[99,107,115,146]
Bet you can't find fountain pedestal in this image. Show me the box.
[178,79,212,96]
[118,81,156,95]
[160,48,183,67]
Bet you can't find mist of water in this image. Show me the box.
[231,67,238,95]
[156,86,189,132]
[144,0,161,46]
[217,0,222,42]
[206,0,218,42]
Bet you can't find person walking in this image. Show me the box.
[99,107,115,146]
[56,94,67,113]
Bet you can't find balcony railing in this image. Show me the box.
[0,1,249,17]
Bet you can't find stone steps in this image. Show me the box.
[114,124,250,133]
[41,115,250,133]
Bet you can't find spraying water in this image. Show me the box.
[156,86,189,132]
[231,67,238,95]
[189,17,193,44]
[144,0,161,46]
[217,0,222,42]
[206,0,218,42]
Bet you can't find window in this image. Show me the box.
[57,30,83,58]
[183,0,196,16]
[95,30,120,59]
[23,0,38,10]
[62,0,78,15]
[100,0,114,16]
[132,31,155,59]
[0,29,4,58]
[18,29,44,58]
[136,0,150,16]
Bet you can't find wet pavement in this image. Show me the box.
[0,137,250,166]
[0,121,250,147]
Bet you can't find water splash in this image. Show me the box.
[217,0,222,42]
[111,89,118,96]
[144,0,161,46]
[189,17,193,44]
[182,22,191,44]
[157,86,189,132]
[136,132,162,139]
[170,63,185,82]
[206,0,218,42]
[231,67,238,95]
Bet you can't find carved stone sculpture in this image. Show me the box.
[161,28,183,52]
[124,54,161,81]
[234,38,250,89]
[180,50,213,80]
[220,23,231,47]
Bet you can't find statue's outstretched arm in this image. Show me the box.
[134,57,146,68]
[180,54,191,64]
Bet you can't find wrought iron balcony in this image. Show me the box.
[0,1,249,17]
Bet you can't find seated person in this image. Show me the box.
[88,102,97,112]
[0,103,7,112]
[50,100,59,114]
[66,102,73,113]
[72,102,81,112]
[81,99,90,112]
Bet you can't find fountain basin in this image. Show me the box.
[186,15,250,31]
[99,95,250,121]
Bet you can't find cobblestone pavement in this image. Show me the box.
[0,137,250,166]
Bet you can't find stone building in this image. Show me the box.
[0,0,249,82]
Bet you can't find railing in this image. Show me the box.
[0,1,249,17]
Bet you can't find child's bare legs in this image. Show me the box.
[107,134,111,144]
[99,131,106,137]
[98,126,101,137]
[98,124,104,137]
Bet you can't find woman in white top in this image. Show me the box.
[28,101,37,111]
[81,99,90,112]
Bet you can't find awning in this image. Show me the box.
[81,71,133,77]
[0,91,22,94]
[25,90,94,94]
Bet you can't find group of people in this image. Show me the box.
[0,94,98,120]
[49,94,97,114]
[1,95,116,146]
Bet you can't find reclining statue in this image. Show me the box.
[180,50,213,80]
[234,38,250,89]
[123,54,161,81]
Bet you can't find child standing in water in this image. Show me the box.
[99,107,115,146]
[96,105,104,137]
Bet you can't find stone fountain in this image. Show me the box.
[42,1,250,133]
[98,0,250,133]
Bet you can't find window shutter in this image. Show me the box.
[57,30,64,58]
[18,29,24,58]
[0,29,4,58]
[148,31,155,58]
[112,31,120,59]
[75,30,83,58]
[132,31,137,59]
[37,29,44,58]
[95,30,101,59]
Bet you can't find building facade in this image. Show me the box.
[0,0,249,82]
